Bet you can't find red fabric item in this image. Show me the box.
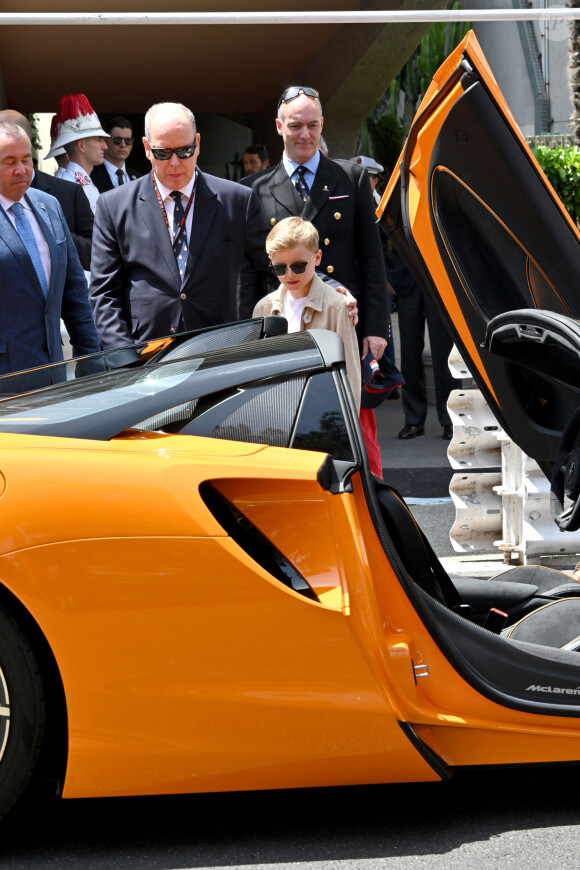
[359,407,383,479]
[49,114,59,137]
[57,94,95,122]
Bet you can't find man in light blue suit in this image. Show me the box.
[0,122,100,386]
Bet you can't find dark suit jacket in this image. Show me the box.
[90,162,142,194]
[89,170,271,349]
[32,169,94,270]
[239,155,388,340]
[0,188,100,381]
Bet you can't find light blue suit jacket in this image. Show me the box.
[0,188,100,384]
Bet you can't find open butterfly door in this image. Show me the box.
[378,31,580,479]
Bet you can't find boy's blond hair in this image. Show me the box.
[266,216,319,255]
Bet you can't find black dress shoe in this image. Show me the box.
[398,423,425,440]
[442,424,453,440]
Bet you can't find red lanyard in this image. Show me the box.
[152,171,197,245]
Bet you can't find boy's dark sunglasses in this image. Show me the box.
[269,253,315,276]
[149,144,197,160]
[277,86,319,109]
[112,136,134,146]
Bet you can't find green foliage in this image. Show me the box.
[397,2,471,131]
[357,1,470,174]
[364,114,405,176]
[27,114,41,151]
[533,145,580,223]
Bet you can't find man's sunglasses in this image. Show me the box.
[148,144,197,160]
[269,253,315,276]
[112,136,134,146]
[277,86,319,109]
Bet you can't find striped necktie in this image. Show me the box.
[170,191,188,280]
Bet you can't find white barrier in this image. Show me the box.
[447,385,580,564]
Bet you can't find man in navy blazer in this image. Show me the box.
[0,122,100,383]
[89,102,271,348]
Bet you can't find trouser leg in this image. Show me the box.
[397,285,427,426]
[425,297,454,427]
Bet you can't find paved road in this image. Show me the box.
[3,765,580,869]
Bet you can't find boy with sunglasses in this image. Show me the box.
[253,216,361,408]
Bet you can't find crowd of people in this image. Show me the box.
[0,85,454,479]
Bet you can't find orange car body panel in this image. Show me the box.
[0,433,439,796]
[0,429,580,797]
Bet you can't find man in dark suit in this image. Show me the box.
[89,102,271,348]
[0,122,100,380]
[0,110,94,270]
[387,248,455,441]
[91,115,142,193]
[239,86,388,363]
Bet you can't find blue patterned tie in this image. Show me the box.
[10,201,48,297]
[294,166,309,202]
[170,191,188,280]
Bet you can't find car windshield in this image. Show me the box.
[0,332,326,441]
[0,358,202,426]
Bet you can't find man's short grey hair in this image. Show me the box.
[0,121,28,143]
[277,89,323,122]
[144,103,197,141]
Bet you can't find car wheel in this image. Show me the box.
[0,607,45,820]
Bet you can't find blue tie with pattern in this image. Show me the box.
[10,201,48,297]
[294,166,309,202]
[170,191,188,280]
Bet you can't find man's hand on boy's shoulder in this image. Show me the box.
[333,285,358,327]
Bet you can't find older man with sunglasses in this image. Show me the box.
[89,102,271,349]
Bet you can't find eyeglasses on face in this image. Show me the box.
[148,144,197,160]
[277,86,319,110]
[268,252,316,276]
[112,136,134,146]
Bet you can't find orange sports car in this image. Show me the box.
[2,34,580,820]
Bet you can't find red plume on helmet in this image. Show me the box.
[57,94,96,123]
[44,93,109,160]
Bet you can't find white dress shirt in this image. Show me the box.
[61,161,100,214]
[282,150,321,191]
[0,191,51,288]
[154,171,197,246]
[103,158,130,187]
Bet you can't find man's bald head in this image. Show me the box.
[0,110,33,140]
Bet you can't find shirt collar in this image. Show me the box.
[104,158,125,178]
[154,171,197,202]
[67,161,94,183]
[282,150,320,179]
[0,191,30,213]
[270,273,324,313]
